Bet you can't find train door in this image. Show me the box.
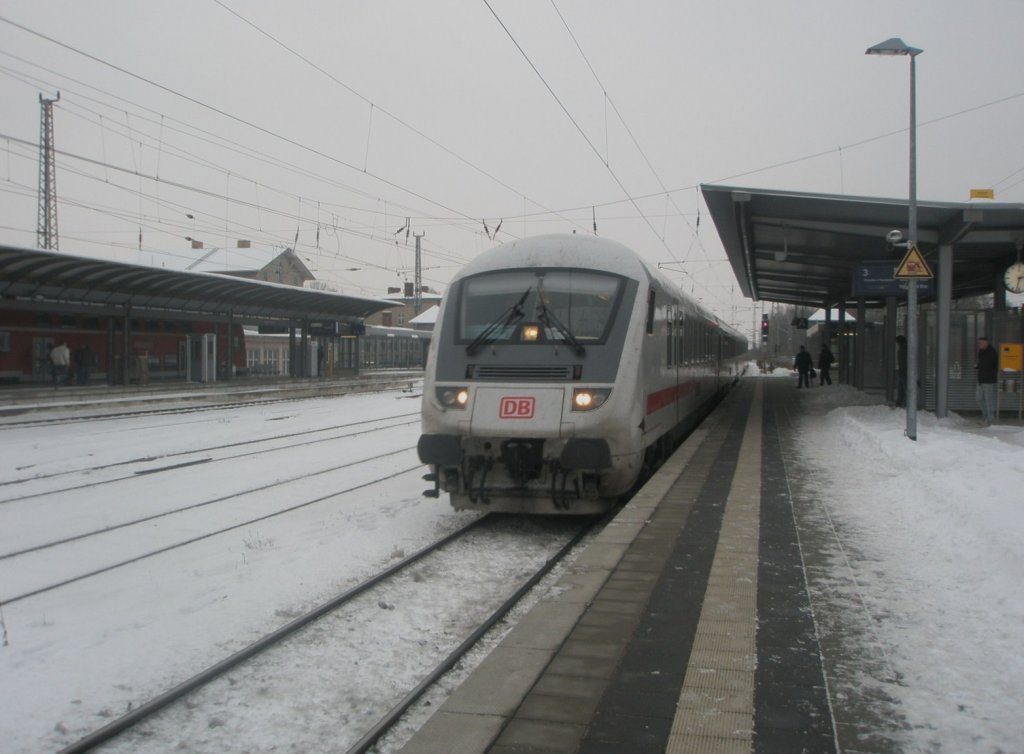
[185,334,217,382]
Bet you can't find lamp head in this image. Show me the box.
[866,38,923,57]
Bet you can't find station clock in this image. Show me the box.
[1005,261,1024,294]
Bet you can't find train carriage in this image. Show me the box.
[418,234,746,514]
[0,309,245,384]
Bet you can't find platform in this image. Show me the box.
[400,378,903,754]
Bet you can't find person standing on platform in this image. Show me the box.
[818,343,834,385]
[895,335,908,407]
[49,341,70,387]
[975,336,998,426]
[794,345,813,388]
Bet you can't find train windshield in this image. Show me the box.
[459,269,622,346]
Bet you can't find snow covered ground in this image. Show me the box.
[0,389,488,753]
[763,365,1024,752]
[1,374,1022,752]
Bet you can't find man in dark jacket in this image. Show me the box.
[794,345,813,388]
[818,343,834,386]
[976,336,998,425]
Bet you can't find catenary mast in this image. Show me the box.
[36,92,60,251]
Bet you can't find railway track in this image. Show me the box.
[2,388,604,753]
[1,456,423,604]
[0,373,423,427]
[0,411,419,498]
[56,513,598,754]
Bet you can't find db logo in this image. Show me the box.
[499,396,536,419]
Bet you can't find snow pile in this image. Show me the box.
[797,390,1024,751]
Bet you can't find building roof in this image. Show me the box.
[409,305,439,324]
[701,184,1024,306]
[218,248,317,284]
[0,245,396,323]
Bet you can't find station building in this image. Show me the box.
[0,243,428,386]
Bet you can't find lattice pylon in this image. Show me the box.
[36,92,60,251]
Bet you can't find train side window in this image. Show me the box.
[645,289,656,335]
[677,312,685,365]
[666,306,673,364]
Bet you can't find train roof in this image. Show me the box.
[454,235,650,283]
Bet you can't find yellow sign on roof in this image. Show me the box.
[894,245,933,279]
[970,188,995,200]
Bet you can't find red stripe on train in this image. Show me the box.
[645,381,699,415]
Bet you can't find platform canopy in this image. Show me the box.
[0,245,396,324]
[701,184,1024,307]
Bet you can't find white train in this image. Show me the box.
[417,235,747,514]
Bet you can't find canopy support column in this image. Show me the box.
[936,244,953,417]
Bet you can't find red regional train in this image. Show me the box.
[0,309,246,385]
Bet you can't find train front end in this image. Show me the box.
[418,238,644,514]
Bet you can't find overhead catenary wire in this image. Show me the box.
[0,14,506,235]
[210,0,585,237]
[488,0,732,307]
[0,70,486,269]
[0,53,493,254]
[0,140,467,285]
[2,9,1021,315]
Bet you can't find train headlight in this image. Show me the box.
[436,386,470,409]
[571,388,611,411]
[521,324,540,342]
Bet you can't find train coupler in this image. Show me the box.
[422,471,440,499]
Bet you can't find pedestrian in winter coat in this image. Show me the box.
[794,345,813,388]
[976,336,998,425]
[818,344,834,385]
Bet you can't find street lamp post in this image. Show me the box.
[867,37,923,441]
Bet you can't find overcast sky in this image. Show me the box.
[2,0,1023,338]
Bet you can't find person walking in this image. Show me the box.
[49,341,70,387]
[818,343,834,386]
[794,345,813,389]
[975,336,998,425]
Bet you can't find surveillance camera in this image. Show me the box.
[886,229,904,244]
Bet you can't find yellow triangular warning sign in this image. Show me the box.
[894,245,933,279]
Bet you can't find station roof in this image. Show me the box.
[701,184,1024,307]
[0,245,397,323]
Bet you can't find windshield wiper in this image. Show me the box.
[535,299,586,356]
[465,287,532,355]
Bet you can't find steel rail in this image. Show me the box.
[56,514,492,754]
[345,518,597,754]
